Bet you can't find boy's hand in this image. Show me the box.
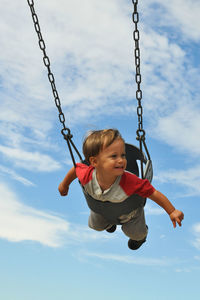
[58,183,69,196]
[169,209,184,228]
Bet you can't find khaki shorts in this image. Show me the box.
[88,207,148,241]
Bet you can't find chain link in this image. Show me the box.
[132,0,145,141]
[27,0,72,139]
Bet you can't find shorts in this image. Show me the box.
[88,207,148,241]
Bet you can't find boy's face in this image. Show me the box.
[90,138,127,178]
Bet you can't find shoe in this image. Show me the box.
[128,237,146,250]
[106,225,117,233]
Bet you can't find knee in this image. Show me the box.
[122,225,148,241]
[88,212,109,231]
[88,223,105,231]
[88,218,106,231]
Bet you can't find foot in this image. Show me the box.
[128,237,146,250]
[106,225,117,233]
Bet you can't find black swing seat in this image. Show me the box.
[82,143,153,225]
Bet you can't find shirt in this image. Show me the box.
[76,163,155,204]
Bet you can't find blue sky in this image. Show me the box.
[0,0,200,299]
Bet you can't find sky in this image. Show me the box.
[0,0,200,299]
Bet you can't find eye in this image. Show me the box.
[121,153,126,158]
[111,154,117,158]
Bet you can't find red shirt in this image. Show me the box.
[76,163,155,203]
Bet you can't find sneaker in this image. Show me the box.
[128,237,146,250]
[106,225,117,233]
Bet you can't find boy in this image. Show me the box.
[59,129,184,250]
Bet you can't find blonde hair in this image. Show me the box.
[83,129,124,163]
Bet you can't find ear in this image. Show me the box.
[89,156,98,167]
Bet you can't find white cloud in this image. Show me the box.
[137,1,200,161]
[155,165,200,196]
[0,145,61,172]
[0,165,35,186]
[143,0,200,41]
[192,223,200,250]
[145,203,164,216]
[66,223,114,243]
[154,105,200,157]
[82,251,171,267]
[0,0,134,170]
[159,0,200,41]
[0,0,200,172]
[0,183,69,247]
[175,268,191,273]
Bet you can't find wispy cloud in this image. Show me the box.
[192,223,200,250]
[146,0,200,41]
[0,183,69,247]
[145,203,164,216]
[155,165,200,196]
[154,105,200,157]
[140,1,200,161]
[82,251,172,267]
[0,165,35,186]
[0,145,61,172]
[66,223,114,243]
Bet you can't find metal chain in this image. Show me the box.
[132,0,146,142]
[27,0,83,166]
[132,0,152,178]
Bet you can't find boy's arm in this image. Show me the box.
[148,190,184,228]
[58,167,77,196]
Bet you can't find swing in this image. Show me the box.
[27,0,153,225]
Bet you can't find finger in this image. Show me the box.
[61,192,67,196]
[172,220,176,228]
[176,218,182,227]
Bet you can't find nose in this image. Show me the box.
[118,156,123,162]
[117,158,126,170]
[118,156,126,164]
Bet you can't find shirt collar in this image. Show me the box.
[92,169,121,196]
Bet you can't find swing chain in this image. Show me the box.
[27,0,84,166]
[132,0,146,142]
[27,0,72,141]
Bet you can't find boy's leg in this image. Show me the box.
[88,210,115,231]
[121,207,148,241]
